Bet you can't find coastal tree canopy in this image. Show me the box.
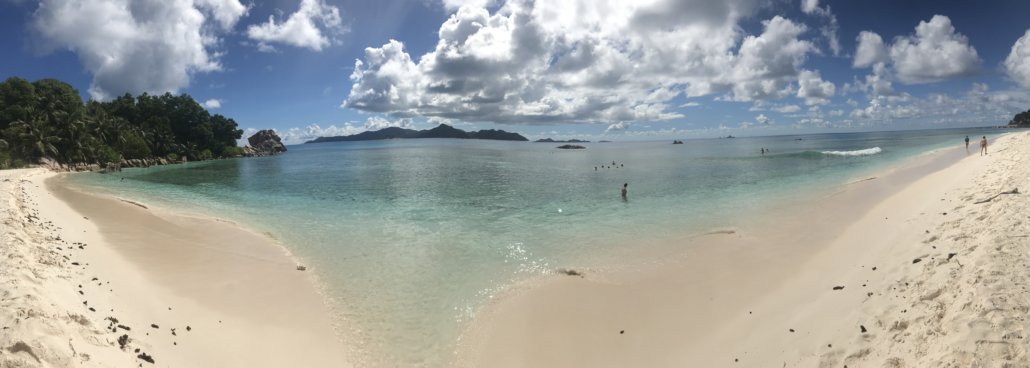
[0,77,243,168]
[1010,109,1030,127]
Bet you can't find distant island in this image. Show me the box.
[305,124,527,143]
[534,138,590,143]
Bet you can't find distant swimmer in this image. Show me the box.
[760,148,765,155]
[595,166,598,171]
[964,135,970,150]
[980,136,988,156]
[621,183,628,200]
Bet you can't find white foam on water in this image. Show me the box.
[821,147,882,156]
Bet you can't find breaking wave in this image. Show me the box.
[821,147,882,157]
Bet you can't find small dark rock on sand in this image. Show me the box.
[296,265,307,271]
[832,286,844,290]
[118,334,129,349]
[860,325,867,333]
[947,253,958,260]
[557,268,583,277]
[912,258,922,264]
[789,329,795,333]
[137,352,155,364]
[186,326,191,332]
[151,324,159,329]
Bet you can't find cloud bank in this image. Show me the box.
[31,0,248,101]
[343,0,828,125]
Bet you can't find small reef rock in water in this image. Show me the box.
[556,144,586,149]
[246,130,287,156]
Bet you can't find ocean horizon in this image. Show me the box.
[66,126,1003,366]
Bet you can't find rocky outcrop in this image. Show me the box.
[246,130,287,156]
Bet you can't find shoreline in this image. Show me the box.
[0,169,352,367]
[458,133,1023,366]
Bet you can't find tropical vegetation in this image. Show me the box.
[1010,109,1030,127]
[0,77,243,169]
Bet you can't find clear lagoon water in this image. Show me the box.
[67,127,1002,366]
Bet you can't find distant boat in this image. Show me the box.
[725,135,736,139]
[672,140,684,144]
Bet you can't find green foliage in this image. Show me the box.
[1010,109,1030,127]
[119,130,151,159]
[166,153,180,162]
[96,145,122,165]
[0,77,245,168]
[221,146,246,157]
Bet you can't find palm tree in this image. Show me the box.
[9,116,60,160]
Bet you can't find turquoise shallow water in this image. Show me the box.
[68,127,1001,366]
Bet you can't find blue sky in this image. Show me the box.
[2,0,1030,143]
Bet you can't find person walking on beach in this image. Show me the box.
[621,183,628,200]
[980,136,988,156]
[965,136,970,150]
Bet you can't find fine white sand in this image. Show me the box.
[461,132,1029,367]
[0,169,351,367]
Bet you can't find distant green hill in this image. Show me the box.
[305,124,528,143]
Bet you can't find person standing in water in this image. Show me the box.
[965,136,970,150]
[621,183,628,200]
[980,136,988,156]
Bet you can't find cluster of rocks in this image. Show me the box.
[34,130,287,173]
[37,157,183,173]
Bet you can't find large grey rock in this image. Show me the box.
[246,130,287,156]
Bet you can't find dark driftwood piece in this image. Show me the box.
[974,188,1019,204]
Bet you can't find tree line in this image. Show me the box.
[0,77,243,169]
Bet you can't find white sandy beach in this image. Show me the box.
[461,132,1030,367]
[0,169,351,367]
[2,132,1028,368]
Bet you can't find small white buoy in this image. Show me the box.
[557,208,563,213]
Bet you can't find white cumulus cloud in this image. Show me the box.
[342,0,821,126]
[800,0,818,14]
[796,69,835,105]
[888,15,980,84]
[1005,29,1030,89]
[853,31,887,68]
[363,116,414,130]
[246,0,345,51]
[203,99,222,109]
[605,122,629,134]
[755,113,770,124]
[441,0,495,11]
[31,0,247,101]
